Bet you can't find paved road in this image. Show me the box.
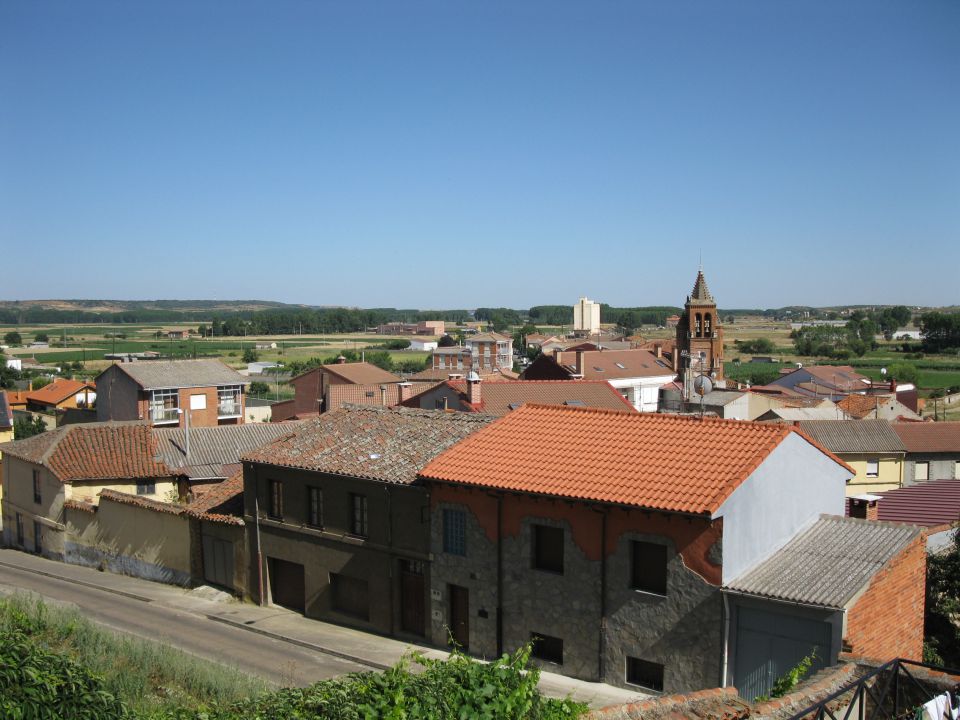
[0,560,371,687]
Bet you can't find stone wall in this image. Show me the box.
[428,485,725,693]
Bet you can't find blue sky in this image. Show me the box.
[1,1,957,310]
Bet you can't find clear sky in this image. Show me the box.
[1,1,957,310]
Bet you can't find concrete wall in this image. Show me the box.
[96,365,141,422]
[843,454,903,495]
[903,454,959,485]
[244,463,431,640]
[428,484,725,693]
[715,433,849,584]
[844,532,926,660]
[64,496,192,585]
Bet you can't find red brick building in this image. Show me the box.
[95,359,248,428]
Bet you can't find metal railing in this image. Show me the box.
[787,659,960,720]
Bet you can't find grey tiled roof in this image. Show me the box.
[243,405,497,485]
[726,515,922,609]
[154,422,305,476]
[797,419,906,454]
[109,359,249,390]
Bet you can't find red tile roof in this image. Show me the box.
[5,390,29,407]
[552,348,676,380]
[421,404,851,514]
[98,488,184,516]
[0,422,172,483]
[892,422,960,453]
[186,472,244,525]
[403,380,637,416]
[319,362,402,385]
[26,378,95,406]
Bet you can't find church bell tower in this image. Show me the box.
[675,269,724,384]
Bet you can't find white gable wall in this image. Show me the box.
[714,432,850,583]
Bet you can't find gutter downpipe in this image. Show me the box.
[721,590,730,688]
[599,507,608,681]
[496,492,503,657]
[253,464,264,606]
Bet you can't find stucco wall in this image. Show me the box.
[715,433,849,584]
[1,456,65,556]
[244,463,431,639]
[96,366,141,422]
[843,455,903,495]
[64,496,191,585]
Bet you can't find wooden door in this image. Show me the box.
[400,560,425,636]
[448,584,469,650]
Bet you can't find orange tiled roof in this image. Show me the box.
[26,379,95,406]
[6,390,29,407]
[836,394,894,419]
[420,404,851,514]
[186,471,245,525]
[0,422,172,483]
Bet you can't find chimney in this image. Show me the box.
[467,371,482,406]
[398,382,413,404]
[849,495,880,521]
[654,343,663,359]
[575,350,585,375]
[336,355,347,364]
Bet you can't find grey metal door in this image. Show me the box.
[734,606,831,701]
[202,534,234,591]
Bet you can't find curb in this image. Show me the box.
[205,613,391,671]
[0,559,155,603]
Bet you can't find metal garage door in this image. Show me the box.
[202,535,235,591]
[734,606,831,701]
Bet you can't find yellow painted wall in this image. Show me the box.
[843,453,904,495]
[1,456,65,555]
[65,496,191,584]
[66,479,176,504]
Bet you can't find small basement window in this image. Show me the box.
[532,525,564,574]
[626,656,664,692]
[530,632,563,664]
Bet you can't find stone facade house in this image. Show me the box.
[96,359,249,428]
[418,405,922,696]
[240,406,496,640]
[891,421,960,485]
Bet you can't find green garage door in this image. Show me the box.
[734,606,831,701]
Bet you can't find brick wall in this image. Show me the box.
[844,532,926,659]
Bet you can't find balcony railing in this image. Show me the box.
[218,400,242,417]
[150,407,180,424]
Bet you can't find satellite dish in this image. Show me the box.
[694,375,714,396]
[880,367,887,376]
